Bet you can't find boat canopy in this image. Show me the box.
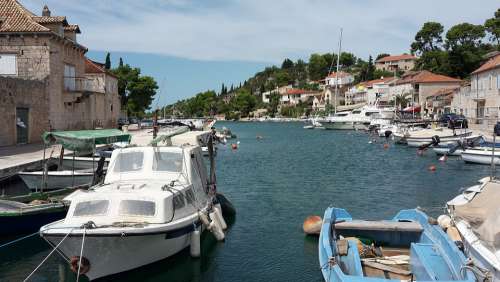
[452,181,500,252]
[42,129,131,152]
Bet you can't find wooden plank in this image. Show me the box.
[361,261,412,276]
[335,220,423,232]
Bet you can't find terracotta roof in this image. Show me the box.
[395,70,461,85]
[64,24,81,34]
[376,54,417,63]
[0,0,50,32]
[326,71,352,79]
[359,76,395,88]
[427,87,459,98]
[32,16,68,25]
[85,58,118,78]
[472,54,500,74]
[282,89,320,95]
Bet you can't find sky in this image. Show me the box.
[23,0,499,106]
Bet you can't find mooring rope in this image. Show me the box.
[76,227,86,282]
[23,228,74,282]
[0,231,39,249]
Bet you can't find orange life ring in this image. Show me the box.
[70,256,91,275]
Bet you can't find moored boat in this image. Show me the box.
[40,132,230,280]
[461,147,500,165]
[18,170,94,191]
[319,207,474,282]
[402,128,473,147]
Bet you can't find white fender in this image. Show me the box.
[209,212,225,241]
[214,205,227,230]
[190,229,201,258]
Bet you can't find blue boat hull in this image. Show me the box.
[319,207,475,282]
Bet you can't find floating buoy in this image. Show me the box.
[428,165,436,171]
[256,135,263,140]
[439,155,448,162]
[237,141,240,145]
[383,143,389,149]
[417,149,424,156]
[303,215,322,235]
[190,229,201,258]
[368,141,373,144]
[231,143,238,150]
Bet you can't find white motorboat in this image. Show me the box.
[322,106,394,130]
[18,170,94,191]
[461,147,500,165]
[398,128,474,147]
[432,136,486,156]
[40,134,228,280]
[446,178,500,281]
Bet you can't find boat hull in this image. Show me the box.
[43,224,199,280]
[461,148,500,165]
[432,146,464,156]
[0,206,67,236]
[18,171,94,191]
[61,157,108,170]
[406,132,473,147]
[322,121,369,130]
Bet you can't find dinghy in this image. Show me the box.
[319,207,474,282]
[40,131,231,280]
[18,170,94,191]
[447,178,500,281]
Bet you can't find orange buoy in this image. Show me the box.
[383,143,389,149]
[231,143,238,150]
[428,165,436,171]
[303,215,322,235]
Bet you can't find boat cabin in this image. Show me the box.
[62,146,210,226]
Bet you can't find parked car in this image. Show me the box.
[140,119,154,128]
[117,118,129,129]
[439,113,467,128]
[128,117,138,124]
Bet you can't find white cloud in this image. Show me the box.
[23,0,499,62]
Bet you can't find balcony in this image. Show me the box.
[64,77,106,94]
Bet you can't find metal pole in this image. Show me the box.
[491,133,496,180]
[334,28,343,114]
[41,143,47,193]
[72,152,75,187]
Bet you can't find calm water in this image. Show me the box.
[0,122,493,282]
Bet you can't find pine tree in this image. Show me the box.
[230,84,234,92]
[105,53,111,69]
[119,57,124,68]
[221,83,226,95]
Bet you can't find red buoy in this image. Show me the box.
[231,143,238,150]
[428,165,436,171]
[383,143,389,149]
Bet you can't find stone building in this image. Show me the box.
[375,54,417,72]
[0,0,120,145]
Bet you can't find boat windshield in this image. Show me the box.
[335,112,349,117]
[152,151,183,172]
[118,200,156,216]
[113,151,144,173]
[73,200,109,216]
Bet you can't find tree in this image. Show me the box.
[366,55,375,81]
[105,53,111,69]
[268,92,280,117]
[445,23,486,77]
[411,22,444,55]
[281,58,294,69]
[111,64,140,106]
[376,53,390,61]
[126,76,158,117]
[119,57,124,68]
[484,9,500,45]
[340,52,356,68]
[308,53,329,81]
[230,89,257,117]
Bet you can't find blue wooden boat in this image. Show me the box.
[319,207,475,282]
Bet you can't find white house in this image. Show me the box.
[325,71,354,87]
[261,85,293,103]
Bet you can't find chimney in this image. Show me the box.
[42,5,51,17]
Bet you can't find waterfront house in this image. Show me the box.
[389,70,462,115]
[375,54,417,73]
[261,85,293,103]
[345,77,396,106]
[451,53,500,129]
[0,1,121,146]
[425,87,459,119]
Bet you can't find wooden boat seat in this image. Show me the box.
[410,243,454,281]
[335,220,423,232]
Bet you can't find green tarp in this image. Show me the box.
[42,129,131,152]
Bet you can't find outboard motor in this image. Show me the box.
[384,130,392,139]
[418,135,441,151]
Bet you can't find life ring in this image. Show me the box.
[70,256,91,275]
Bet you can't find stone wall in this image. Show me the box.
[0,35,51,80]
[0,77,49,146]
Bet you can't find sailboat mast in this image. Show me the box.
[334,28,343,114]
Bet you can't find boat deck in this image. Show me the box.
[361,247,411,280]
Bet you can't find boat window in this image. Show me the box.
[152,151,183,172]
[113,151,144,173]
[185,189,195,204]
[335,112,348,116]
[352,110,361,114]
[365,112,375,116]
[118,200,155,216]
[173,193,185,210]
[73,200,109,216]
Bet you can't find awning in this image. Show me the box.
[402,105,421,113]
[42,129,131,152]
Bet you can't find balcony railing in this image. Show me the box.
[64,77,105,93]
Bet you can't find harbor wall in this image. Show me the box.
[0,77,49,146]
